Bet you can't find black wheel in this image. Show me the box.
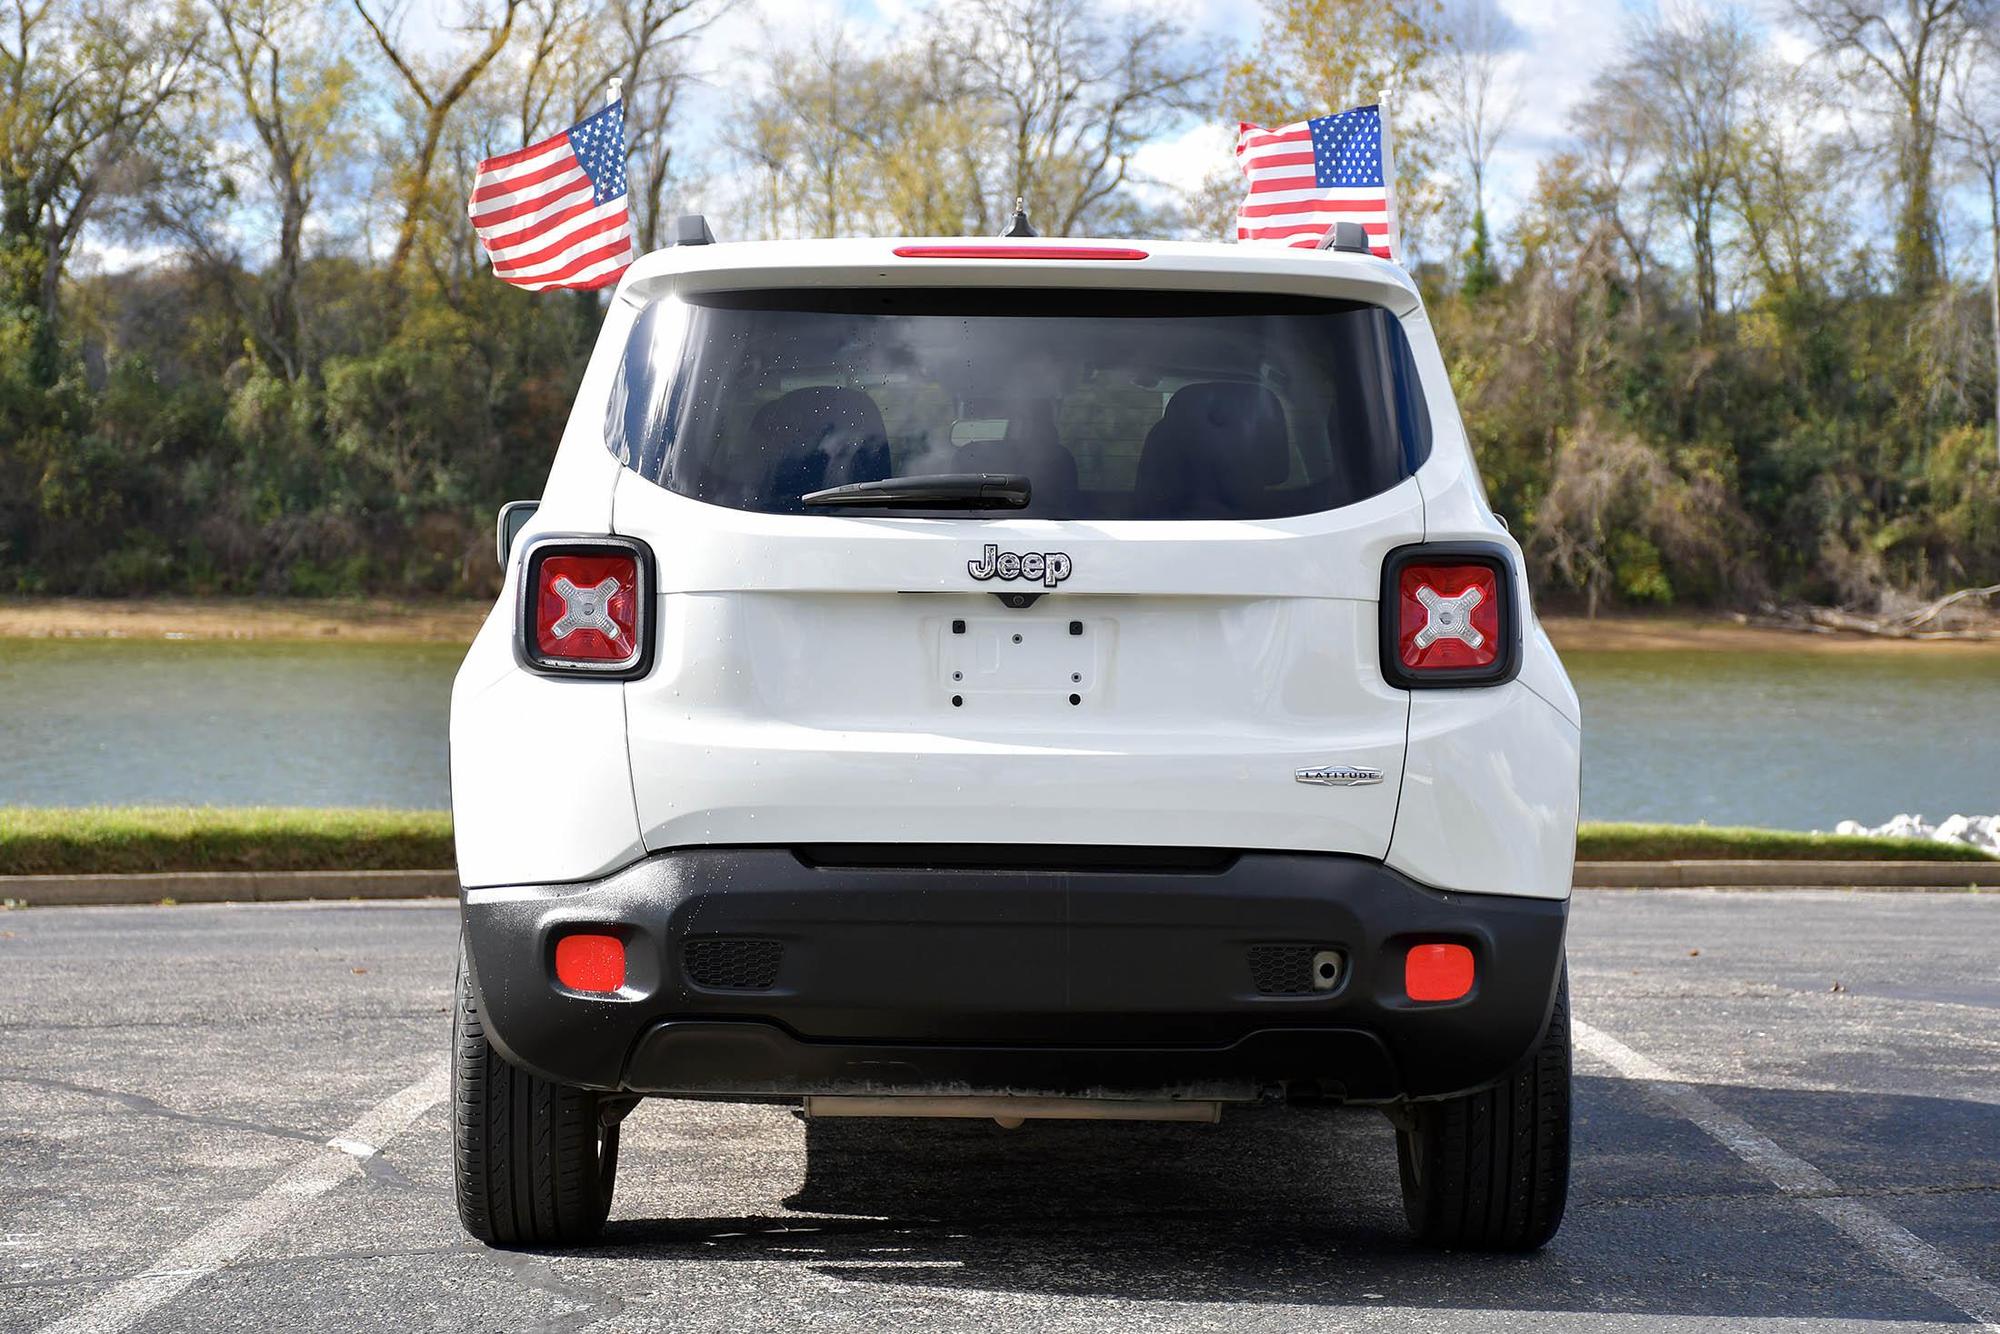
[452,946,619,1246]
[1393,965,1570,1251]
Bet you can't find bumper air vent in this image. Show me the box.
[1248,945,1314,995]
[1248,945,1343,996]
[684,937,784,991]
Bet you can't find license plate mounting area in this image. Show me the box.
[943,618,1095,703]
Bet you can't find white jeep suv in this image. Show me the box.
[448,228,1582,1251]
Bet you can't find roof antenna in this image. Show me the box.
[1000,197,1037,238]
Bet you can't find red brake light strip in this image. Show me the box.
[891,245,1150,261]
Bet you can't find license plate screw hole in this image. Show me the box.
[952,695,964,707]
[1070,672,1081,683]
[1011,633,1023,644]
[952,671,962,681]
[1068,693,1081,705]
[1068,621,1082,636]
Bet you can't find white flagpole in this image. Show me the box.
[1377,86,1401,264]
[608,76,622,110]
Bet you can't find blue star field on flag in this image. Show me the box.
[1308,105,1385,189]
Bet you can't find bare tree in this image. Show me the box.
[735,25,898,238]
[1791,0,1992,293]
[1438,0,1520,290]
[598,0,727,252]
[0,0,204,378]
[201,0,357,379]
[1944,19,1999,457]
[351,0,523,281]
[1596,8,1759,329]
[1731,63,1849,297]
[936,0,1215,237]
[1571,88,1664,321]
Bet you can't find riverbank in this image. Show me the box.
[0,597,487,643]
[5,596,1998,653]
[1,807,1990,877]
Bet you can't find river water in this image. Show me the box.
[1,637,1993,830]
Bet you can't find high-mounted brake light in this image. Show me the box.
[516,535,655,678]
[891,245,1149,261]
[1379,543,1520,688]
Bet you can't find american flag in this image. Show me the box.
[1235,103,1397,259]
[469,101,634,291]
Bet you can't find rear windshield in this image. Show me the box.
[605,289,1431,520]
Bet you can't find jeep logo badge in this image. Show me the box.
[968,544,1072,589]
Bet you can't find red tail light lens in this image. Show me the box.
[536,553,638,660]
[1398,564,1500,671]
[517,537,654,677]
[1380,543,1519,688]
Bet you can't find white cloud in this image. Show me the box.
[1479,0,1630,225]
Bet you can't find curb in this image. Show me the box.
[1572,859,1995,890]
[1,860,1992,907]
[0,869,457,907]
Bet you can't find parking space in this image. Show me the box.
[3,890,1997,1332]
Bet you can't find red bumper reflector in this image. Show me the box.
[891,245,1149,261]
[554,933,626,993]
[1405,943,1475,1002]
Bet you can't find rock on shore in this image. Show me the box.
[1834,813,2000,853]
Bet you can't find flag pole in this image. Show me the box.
[1377,85,1400,264]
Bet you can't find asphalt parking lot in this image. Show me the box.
[3,890,1997,1333]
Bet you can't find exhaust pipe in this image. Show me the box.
[803,1095,1222,1129]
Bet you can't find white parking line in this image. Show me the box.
[36,1065,449,1334]
[1573,1018,2000,1332]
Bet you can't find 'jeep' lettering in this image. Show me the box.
[968,544,1073,589]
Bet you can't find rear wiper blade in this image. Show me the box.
[802,473,1031,510]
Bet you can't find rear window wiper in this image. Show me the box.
[801,473,1031,510]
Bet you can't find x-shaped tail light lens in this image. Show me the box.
[1396,562,1503,673]
[531,551,642,668]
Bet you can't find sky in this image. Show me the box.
[657,0,1647,241]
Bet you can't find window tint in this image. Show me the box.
[605,289,1431,520]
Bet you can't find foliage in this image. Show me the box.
[0,0,1994,607]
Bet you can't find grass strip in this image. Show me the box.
[1577,821,1994,863]
[0,807,455,876]
[0,808,1990,876]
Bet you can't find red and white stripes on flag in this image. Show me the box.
[1234,102,1398,260]
[469,101,634,291]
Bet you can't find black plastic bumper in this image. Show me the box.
[460,848,1568,1104]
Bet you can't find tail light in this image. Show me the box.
[1380,542,1520,688]
[516,535,655,678]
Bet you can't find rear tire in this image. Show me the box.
[452,946,619,1247]
[1393,966,1570,1251]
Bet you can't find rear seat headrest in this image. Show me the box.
[1161,382,1290,487]
[1132,381,1292,516]
[752,385,892,498]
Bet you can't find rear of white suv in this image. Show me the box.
[448,235,1581,1252]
